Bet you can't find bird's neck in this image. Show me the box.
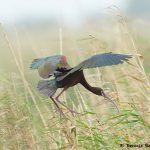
[80,74,100,96]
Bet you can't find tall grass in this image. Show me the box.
[0,13,150,149]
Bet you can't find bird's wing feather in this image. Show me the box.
[30,55,70,78]
[57,52,132,81]
[37,79,57,97]
[69,52,132,73]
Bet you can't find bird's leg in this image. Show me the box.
[100,89,120,113]
[50,96,66,118]
[55,88,80,115]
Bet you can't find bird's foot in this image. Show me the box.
[55,107,66,118]
[55,97,81,116]
[50,97,67,118]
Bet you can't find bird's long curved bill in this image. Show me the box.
[102,93,120,113]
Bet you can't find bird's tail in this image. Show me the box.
[37,79,58,97]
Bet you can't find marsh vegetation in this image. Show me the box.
[0,13,150,149]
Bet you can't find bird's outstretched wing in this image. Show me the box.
[30,55,71,78]
[57,52,132,81]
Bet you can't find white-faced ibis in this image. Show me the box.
[30,52,132,116]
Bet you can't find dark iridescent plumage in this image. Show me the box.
[31,52,133,116]
[57,52,132,80]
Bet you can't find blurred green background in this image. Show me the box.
[0,1,150,149]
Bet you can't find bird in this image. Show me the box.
[30,52,132,116]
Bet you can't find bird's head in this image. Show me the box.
[92,87,105,97]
